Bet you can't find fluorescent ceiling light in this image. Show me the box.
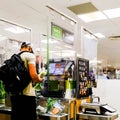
[107,64,111,67]
[5,27,25,34]
[94,33,105,38]
[90,58,102,64]
[78,11,107,22]
[103,8,120,18]
[90,60,102,64]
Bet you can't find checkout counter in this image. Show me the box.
[77,112,118,120]
[77,101,118,120]
[0,99,119,120]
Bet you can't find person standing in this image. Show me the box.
[10,42,43,120]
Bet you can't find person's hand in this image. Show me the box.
[39,71,46,77]
[38,75,44,82]
[38,71,46,82]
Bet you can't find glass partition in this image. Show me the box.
[37,6,77,99]
[81,27,98,80]
[0,19,31,65]
[39,6,77,64]
[81,27,117,80]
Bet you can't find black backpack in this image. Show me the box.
[0,51,31,94]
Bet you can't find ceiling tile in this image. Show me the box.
[67,2,98,15]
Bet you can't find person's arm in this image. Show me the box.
[28,64,43,82]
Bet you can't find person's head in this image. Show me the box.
[20,42,33,53]
[103,69,107,74]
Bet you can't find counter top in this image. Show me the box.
[77,112,119,120]
[37,112,68,118]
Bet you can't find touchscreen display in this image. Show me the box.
[49,62,65,75]
[102,105,116,113]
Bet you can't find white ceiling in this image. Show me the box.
[0,0,120,67]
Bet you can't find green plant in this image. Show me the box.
[0,80,7,99]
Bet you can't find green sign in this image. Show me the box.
[52,25,62,40]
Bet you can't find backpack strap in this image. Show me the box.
[17,51,31,95]
[18,51,30,55]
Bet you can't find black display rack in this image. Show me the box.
[76,57,89,98]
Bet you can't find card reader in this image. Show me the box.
[80,103,116,115]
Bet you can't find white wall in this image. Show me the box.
[93,79,120,119]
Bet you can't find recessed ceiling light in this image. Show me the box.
[90,59,102,64]
[78,11,107,22]
[5,27,25,34]
[103,8,120,18]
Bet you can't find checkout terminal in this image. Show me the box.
[80,102,116,115]
[41,58,74,98]
[78,101,118,120]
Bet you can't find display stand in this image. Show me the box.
[77,112,118,120]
